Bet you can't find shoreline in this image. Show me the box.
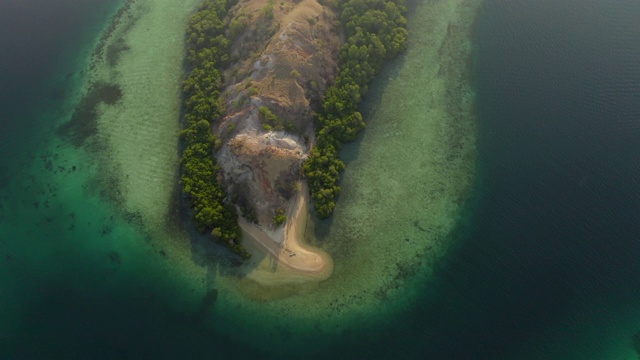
[238,181,333,283]
[61,0,477,323]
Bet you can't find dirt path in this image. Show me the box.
[238,181,331,275]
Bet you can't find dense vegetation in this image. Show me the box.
[303,0,408,217]
[178,0,406,249]
[179,0,250,258]
[273,208,287,226]
[259,105,294,132]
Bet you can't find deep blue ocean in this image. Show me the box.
[2,0,640,358]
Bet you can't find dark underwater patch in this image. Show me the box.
[192,288,219,323]
[108,251,121,265]
[106,38,130,67]
[57,82,122,147]
[123,210,144,228]
[93,0,136,59]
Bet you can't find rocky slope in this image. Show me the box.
[215,0,341,227]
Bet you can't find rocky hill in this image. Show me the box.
[215,0,342,227]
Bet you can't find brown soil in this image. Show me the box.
[216,0,341,225]
[212,0,341,281]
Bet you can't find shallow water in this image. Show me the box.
[3,0,640,358]
[2,0,477,355]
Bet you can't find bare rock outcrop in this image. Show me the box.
[219,132,306,224]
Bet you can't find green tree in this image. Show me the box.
[273,208,287,226]
[304,0,408,218]
[179,0,250,259]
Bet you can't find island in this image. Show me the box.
[179,0,408,280]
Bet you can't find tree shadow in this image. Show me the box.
[311,41,408,243]
[164,179,253,323]
[167,179,272,295]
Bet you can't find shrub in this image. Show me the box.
[262,0,275,20]
[273,208,286,226]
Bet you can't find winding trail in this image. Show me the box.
[238,181,332,278]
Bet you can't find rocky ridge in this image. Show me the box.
[215,0,342,228]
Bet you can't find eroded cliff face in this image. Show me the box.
[219,132,305,224]
[215,0,341,225]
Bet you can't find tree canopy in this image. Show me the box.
[180,0,249,258]
[304,0,408,218]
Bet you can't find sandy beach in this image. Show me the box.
[238,181,333,283]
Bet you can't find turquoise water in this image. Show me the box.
[3,0,640,358]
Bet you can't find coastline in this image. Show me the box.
[57,0,479,328]
[238,181,333,284]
